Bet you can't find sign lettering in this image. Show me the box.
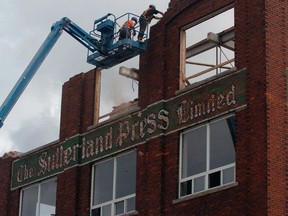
[11,70,246,189]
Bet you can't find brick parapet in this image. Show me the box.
[138,24,166,108]
[59,69,96,141]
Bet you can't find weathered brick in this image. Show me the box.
[1,0,287,216]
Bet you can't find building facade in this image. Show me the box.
[1,0,288,215]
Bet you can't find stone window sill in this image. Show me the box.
[173,182,238,204]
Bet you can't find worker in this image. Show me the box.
[119,17,138,40]
[137,4,164,42]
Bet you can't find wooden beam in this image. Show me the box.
[179,29,187,89]
[185,59,234,80]
[93,68,101,124]
[186,61,231,69]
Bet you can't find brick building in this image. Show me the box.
[0,0,287,215]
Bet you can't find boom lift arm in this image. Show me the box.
[0,13,147,128]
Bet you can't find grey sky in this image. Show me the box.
[0,1,170,155]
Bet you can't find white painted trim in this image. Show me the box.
[173,182,238,204]
[19,178,56,216]
[90,150,136,216]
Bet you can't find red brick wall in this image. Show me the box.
[137,0,288,215]
[234,1,269,214]
[57,68,95,215]
[0,156,20,216]
[56,69,95,215]
[234,0,288,215]
[1,0,287,216]
[0,68,96,216]
[56,164,91,216]
[265,1,288,215]
[77,164,92,215]
[139,0,234,108]
[136,137,164,215]
[59,69,96,141]
[56,168,78,215]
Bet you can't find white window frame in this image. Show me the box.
[19,178,57,216]
[90,150,136,216]
[179,115,236,197]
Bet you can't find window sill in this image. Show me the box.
[120,211,139,216]
[176,67,238,96]
[173,182,238,204]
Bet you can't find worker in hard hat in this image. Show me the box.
[138,4,164,42]
[119,17,138,40]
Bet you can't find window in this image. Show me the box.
[179,116,235,197]
[180,7,235,89]
[91,151,136,216]
[20,179,57,216]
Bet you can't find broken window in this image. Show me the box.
[180,7,235,89]
[179,115,236,197]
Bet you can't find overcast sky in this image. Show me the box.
[0,1,171,156]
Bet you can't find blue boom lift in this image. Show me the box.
[0,13,147,128]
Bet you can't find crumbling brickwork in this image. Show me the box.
[59,69,97,141]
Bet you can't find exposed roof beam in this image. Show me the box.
[186,27,234,59]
